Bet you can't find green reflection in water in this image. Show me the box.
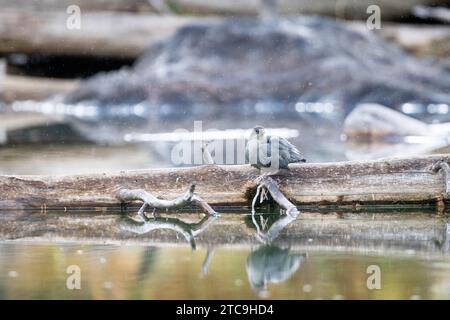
[0,242,450,299]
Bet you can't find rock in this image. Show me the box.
[63,16,450,116]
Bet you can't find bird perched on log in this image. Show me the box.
[245,126,306,174]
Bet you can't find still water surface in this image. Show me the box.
[1,236,450,299]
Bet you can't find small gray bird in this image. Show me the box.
[245,126,306,172]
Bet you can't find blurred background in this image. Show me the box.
[0,0,450,174]
[1,1,450,300]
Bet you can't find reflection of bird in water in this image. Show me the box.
[246,245,306,296]
[246,126,306,173]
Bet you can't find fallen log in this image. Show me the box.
[413,5,450,23]
[1,155,450,210]
[0,11,200,58]
[1,10,449,60]
[343,104,450,140]
[0,74,78,103]
[0,0,156,13]
[169,0,447,20]
[351,23,450,60]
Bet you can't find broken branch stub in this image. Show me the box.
[116,183,219,218]
[431,160,450,197]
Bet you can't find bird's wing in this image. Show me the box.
[246,139,270,166]
[278,137,305,162]
[245,141,250,163]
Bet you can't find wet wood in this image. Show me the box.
[0,155,449,210]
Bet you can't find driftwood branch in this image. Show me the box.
[251,175,299,243]
[116,183,219,219]
[253,176,299,217]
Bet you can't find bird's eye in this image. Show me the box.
[255,129,259,134]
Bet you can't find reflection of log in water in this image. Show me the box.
[120,212,219,249]
[0,211,449,254]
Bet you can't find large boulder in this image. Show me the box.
[63,16,450,117]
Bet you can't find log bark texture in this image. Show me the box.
[0,155,449,210]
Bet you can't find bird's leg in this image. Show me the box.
[260,187,269,203]
[266,168,290,177]
[251,184,263,215]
